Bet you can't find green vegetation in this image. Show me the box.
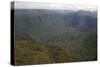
[14,9,97,65]
[80,28,97,61]
[14,28,97,65]
[14,35,72,65]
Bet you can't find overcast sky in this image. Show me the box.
[12,1,97,11]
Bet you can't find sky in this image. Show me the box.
[12,1,97,11]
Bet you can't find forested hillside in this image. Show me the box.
[15,35,73,65]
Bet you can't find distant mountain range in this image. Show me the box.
[14,9,97,35]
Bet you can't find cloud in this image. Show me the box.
[13,1,97,11]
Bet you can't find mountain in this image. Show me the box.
[13,9,97,65]
[14,9,97,40]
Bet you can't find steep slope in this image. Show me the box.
[14,9,97,35]
[14,9,97,42]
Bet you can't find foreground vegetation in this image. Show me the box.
[14,28,97,65]
[14,35,73,65]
